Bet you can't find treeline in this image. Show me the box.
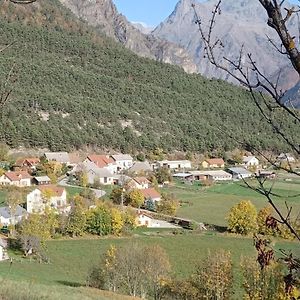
[0,1,298,153]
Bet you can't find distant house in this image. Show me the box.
[26,185,67,214]
[85,155,118,174]
[140,188,161,203]
[189,170,232,181]
[128,177,151,190]
[0,171,32,187]
[257,170,276,179]
[227,167,253,179]
[33,176,52,185]
[128,161,152,174]
[0,205,27,226]
[202,158,225,169]
[136,211,153,227]
[75,161,114,185]
[277,153,296,163]
[14,157,40,173]
[243,156,259,168]
[156,160,192,170]
[111,154,134,172]
[44,152,70,165]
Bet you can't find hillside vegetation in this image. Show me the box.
[0,0,298,152]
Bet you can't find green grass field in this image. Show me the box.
[0,234,298,299]
[0,190,6,207]
[163,180,300,227]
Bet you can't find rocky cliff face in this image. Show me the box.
[59,0,198,73]
[153,0,299,89]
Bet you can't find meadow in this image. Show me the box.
[164,178,300,227]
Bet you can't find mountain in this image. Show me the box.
[153,0,299,89]
[131,22,154,35]
[0,0,298,153]
[282,82,300,109]
[58,0,197,74]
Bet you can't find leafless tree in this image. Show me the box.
[193,0,300,293]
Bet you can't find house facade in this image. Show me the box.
[227,167,253,179]
[0,171,32,187]
[136,212,153,227]
[0,205,27,226]
[202,158,225,169]
[243,156,259,168]
[156,160,192,170]
[26,186,67,214]
[128,177,150,190]
[111,154,133,172]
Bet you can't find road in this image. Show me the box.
[58,177,106,198]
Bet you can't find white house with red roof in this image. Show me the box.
[84,155,118,174]
[136,211,153,227]
[26,185,68,214]
[140,188,161,203]
[128,177,151,190]
[0,171,32,187]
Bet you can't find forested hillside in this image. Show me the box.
[0,0,297,153]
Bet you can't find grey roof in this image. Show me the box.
[188,170,232,177]
[44,152,70,164]
[129,161,152,173]
[34,176,51,182]
[173,173,192,178]
[242,156,257,163]
[227,167,252,175]
[111,154,133,161]
[0,205,27,219]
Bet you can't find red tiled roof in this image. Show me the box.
[140,188,161,200]
[24,158,40,166]
[37,185,65,197]
[5,171,32,181]
[205,158,225,165]
[87,155,114,168]
[134,177,150,185]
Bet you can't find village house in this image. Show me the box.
[202,158,225,169]
[14,157,40,173]
[33,175,52,185]
[155,160,192,170]
[242,156,259,168]
[188,170,232,181]
[136,211,154,227]
[0,205,27,226]
[257,170,276,179]
[0,171,32,187]
[84,155,118,174]
[227,167,253,180]
[44,152,70,165]
[128,177,151,190]
[111,154,134,172]
[140,188,161,203]
[26,185,68,214]
[277,153,296,163]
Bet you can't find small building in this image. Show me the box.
[140,188,161,203]
[227,167,253,179]
[111,154,134,172]
[85,155,118,174]
[156,160,192,170]
[136,211,154,227]
[277,153,296,163]
[14,157,40,173]
[128,177,151,190]
[0,171,32,187]
[33,176,52,185]
[243,156,259,168]
[188,170,232,181]
[44,152,70,165]
[202,158,225,169]
[0,205,27,226]
[257,170,276,179]
[26,185,67,214]
[172,173,193,180]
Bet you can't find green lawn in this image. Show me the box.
[163,180,300,227]
[0,234,298,299]
[0,190,6,207]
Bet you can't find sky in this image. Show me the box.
[112,0,179,28]
[113,0,300,28]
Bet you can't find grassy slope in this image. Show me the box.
[166,179,300,227]
[0,235,298,299]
